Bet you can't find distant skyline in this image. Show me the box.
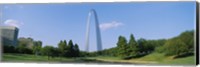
[0,2,196,51]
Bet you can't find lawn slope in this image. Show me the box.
[2,53,195,65]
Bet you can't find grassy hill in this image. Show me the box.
[131,53,195,65]
[85,52,195,65]
[2,53,195,65]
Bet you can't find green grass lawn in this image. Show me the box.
[2,53,195,65]
[2,53,76,63]
[86,53,195,65]
[131,52,195,65]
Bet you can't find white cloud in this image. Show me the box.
[4,19,23,28]
[99,21,124,31]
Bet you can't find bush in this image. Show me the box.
[3,45,16,53]
[16,46,33,54]
[155,46,165,53]
[163,38,188,56]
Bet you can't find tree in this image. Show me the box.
[117,36,128,58]
[18,37,34,49]
[57,39,80,57]
[162,30,194,57]
[137,38,147,54]
[100,47,118,56]
[74,43,80,57]
[58,40,67,57]
[127,34,138,56]
[17,37,39,54]
[164,38,188,56]
[67,40,75,57]
[178,30,194,53]
[41,46,55,60]
[145,40,155,53]
[51,47,60,58]
[16,42,33,54]
[3,45,16,53]
[154,39,167,53]
[33,41,42,56]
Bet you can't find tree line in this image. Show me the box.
[158,30,194,57]
[98,30,194,59]
[3,38,81,59]
[3,30,194,60]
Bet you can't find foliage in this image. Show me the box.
[2,30,194,61]
[57,40,80,57]
[41,46,59,59]
[17,37,42,54]
[116,36,129,58]
[18,37,34,49]
[32,41,42,55]
[16,43,33,54]
[58,40,67,57]
[137,38,148,54]
[100,47,118,56]
[74,43,80,57]
[162,30,194,57]
[3,45,16,53]
[79,51,91,57]
[127,34,138,56]
[178,30,194,52]
[67,40,75,57]
[163,38,189,56]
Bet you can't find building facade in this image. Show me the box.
[0,26,19,47]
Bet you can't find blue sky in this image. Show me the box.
[0,2,196,51]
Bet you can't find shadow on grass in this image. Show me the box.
[123,53,150,60]
[174,53,194,59]
[2,53,139,64]
[73,58,135,64]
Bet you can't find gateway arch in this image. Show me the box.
[85,9,102,52]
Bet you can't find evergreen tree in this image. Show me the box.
[58,40,67,57]
[74,43,80,57]
[117,36,128,58]
[137,38,147,54]
[128,34,138,56]
[68,40,75,57]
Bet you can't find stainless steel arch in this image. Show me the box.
[85,9,102,52]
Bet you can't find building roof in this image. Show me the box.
[0,26,19,30]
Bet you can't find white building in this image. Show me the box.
[0,26,19,47]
